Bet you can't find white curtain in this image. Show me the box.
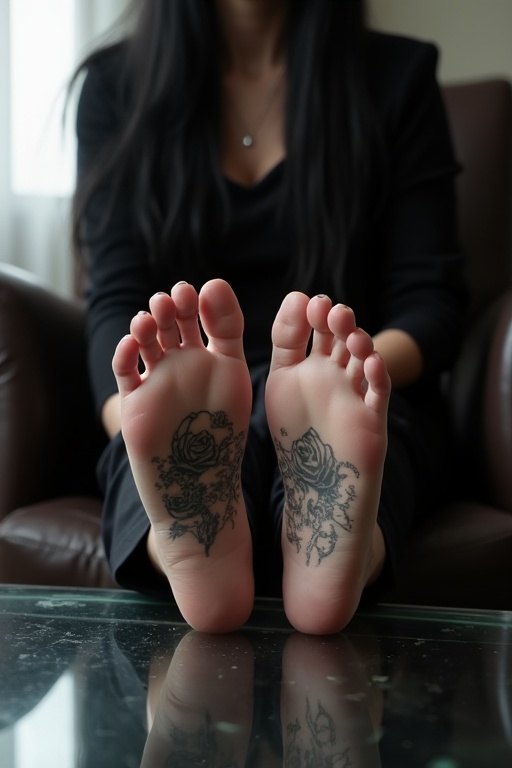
[1,0,130,298]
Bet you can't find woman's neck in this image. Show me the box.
[214,0,289,75]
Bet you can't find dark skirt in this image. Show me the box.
[98,363,444,603]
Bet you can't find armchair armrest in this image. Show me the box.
[484,290,512,511]
[449,289,512,513]
[0,263,107,522]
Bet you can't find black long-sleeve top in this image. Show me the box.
[76,31,466,417]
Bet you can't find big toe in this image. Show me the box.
[198,279,246,359]
[270,291,311,369]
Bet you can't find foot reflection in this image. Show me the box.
[281,633,382,767]
[142,630,381,767]
[141,631,254,767]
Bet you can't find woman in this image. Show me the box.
[72,0,466,634]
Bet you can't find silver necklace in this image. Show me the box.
[231,70,285,149]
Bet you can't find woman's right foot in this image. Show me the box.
[112,280,254,633]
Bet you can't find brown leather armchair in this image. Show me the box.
[0,267,116,587]
[391,79,512,609]
[0,79,511,607]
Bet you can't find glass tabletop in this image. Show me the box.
[1,585,511,767]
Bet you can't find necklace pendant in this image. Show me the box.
[242,134,254,148]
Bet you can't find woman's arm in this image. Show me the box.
[368,35,467,382]
[76,53,154,427]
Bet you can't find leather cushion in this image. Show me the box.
[391,501,512,610]
[0,497,118,589]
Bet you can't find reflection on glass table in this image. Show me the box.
[0,586,511,767]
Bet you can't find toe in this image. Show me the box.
[327,304,358,366]
[363,353,391,412]
[327,304,357,340]
[130,311,164,371]
[346,327,375,361]
[199,279,246,359]
[171,282,203,346]
[149,292,180,350]
[307,295,334,356]
[270,291,311,369]
[345,328,375,388]
[112,335,142,396]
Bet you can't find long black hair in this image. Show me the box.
[70,0,386,293]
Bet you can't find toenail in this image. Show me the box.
[316,293,329,299]
[138,310,148,315]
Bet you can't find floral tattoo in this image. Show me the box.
[152,410,245,554]
[274,427,359,566]
[285,698,351,768]
[166,712,241,767]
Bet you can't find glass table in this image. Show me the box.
[1,585,511,767]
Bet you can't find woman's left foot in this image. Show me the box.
[265,293,391,634]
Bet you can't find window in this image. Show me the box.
[10,0,76,196]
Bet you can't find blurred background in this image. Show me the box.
[1,0,511,298]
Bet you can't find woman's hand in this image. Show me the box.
[101,392,122,438]
[372,328,423,389]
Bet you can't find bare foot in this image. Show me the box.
[265,293,391,634]
[112,280,254,632]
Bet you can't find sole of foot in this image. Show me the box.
[265,292,391,634]
[112,279,255,632]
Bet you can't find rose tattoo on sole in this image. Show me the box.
[151,410,245,555]
[274,427,360,566]
[285,698,350,768]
